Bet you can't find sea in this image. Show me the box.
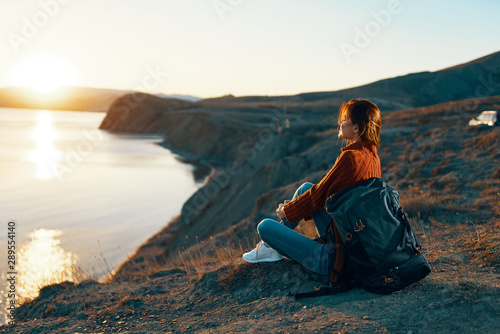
[0,108,206,316]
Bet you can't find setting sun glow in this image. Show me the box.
[11,55,79,93]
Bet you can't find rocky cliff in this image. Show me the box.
[96,51,500,276]
[6,53,500,334]
[100,93,500,277]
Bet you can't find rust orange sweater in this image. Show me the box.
[283,141,381,223]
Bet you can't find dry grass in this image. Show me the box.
[295,219,320,239]
[218,262,266,291]
[399,186,444,219]
[88,292,145,322]
[470,180,491,189]
[416,216,500,281]
[177,236,206,277]
[472,130,500,155]
[431,166,446,177]
[214,217,324,291]
[493,168,500,179]
[173,234,252,280]
[406,215,444,262]
[458,223,500,268]
[123,257,166,282]
[15,264,87,306]
[466,182,500,217]
[15,245,104,307]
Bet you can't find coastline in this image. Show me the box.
[156,129,215,166]
[5,92,500,333]
[158,140,215,183]
[109,136,230,279]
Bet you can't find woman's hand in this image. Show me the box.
[276,200,290,221]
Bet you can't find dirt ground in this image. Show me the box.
[2,221,499,334]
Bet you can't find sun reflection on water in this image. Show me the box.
[29,112,61,179]
[17,229,80,303]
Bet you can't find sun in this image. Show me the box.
[11,54,80,93]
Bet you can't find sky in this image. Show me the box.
[0,0,499,98]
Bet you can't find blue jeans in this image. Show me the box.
[257,182,333,276]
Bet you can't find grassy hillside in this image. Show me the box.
[6,93,500,333]
[104,93,499,276]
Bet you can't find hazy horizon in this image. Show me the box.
[2,47,498,102]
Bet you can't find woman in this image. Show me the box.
[242,98,382,277]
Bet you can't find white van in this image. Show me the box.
[468,110,499,126]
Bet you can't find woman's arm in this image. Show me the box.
[283,151,359,223]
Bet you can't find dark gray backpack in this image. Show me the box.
[292,177,430,298]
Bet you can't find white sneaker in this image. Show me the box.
[242,241,284,263]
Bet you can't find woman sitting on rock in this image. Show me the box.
[242,98,382,277]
